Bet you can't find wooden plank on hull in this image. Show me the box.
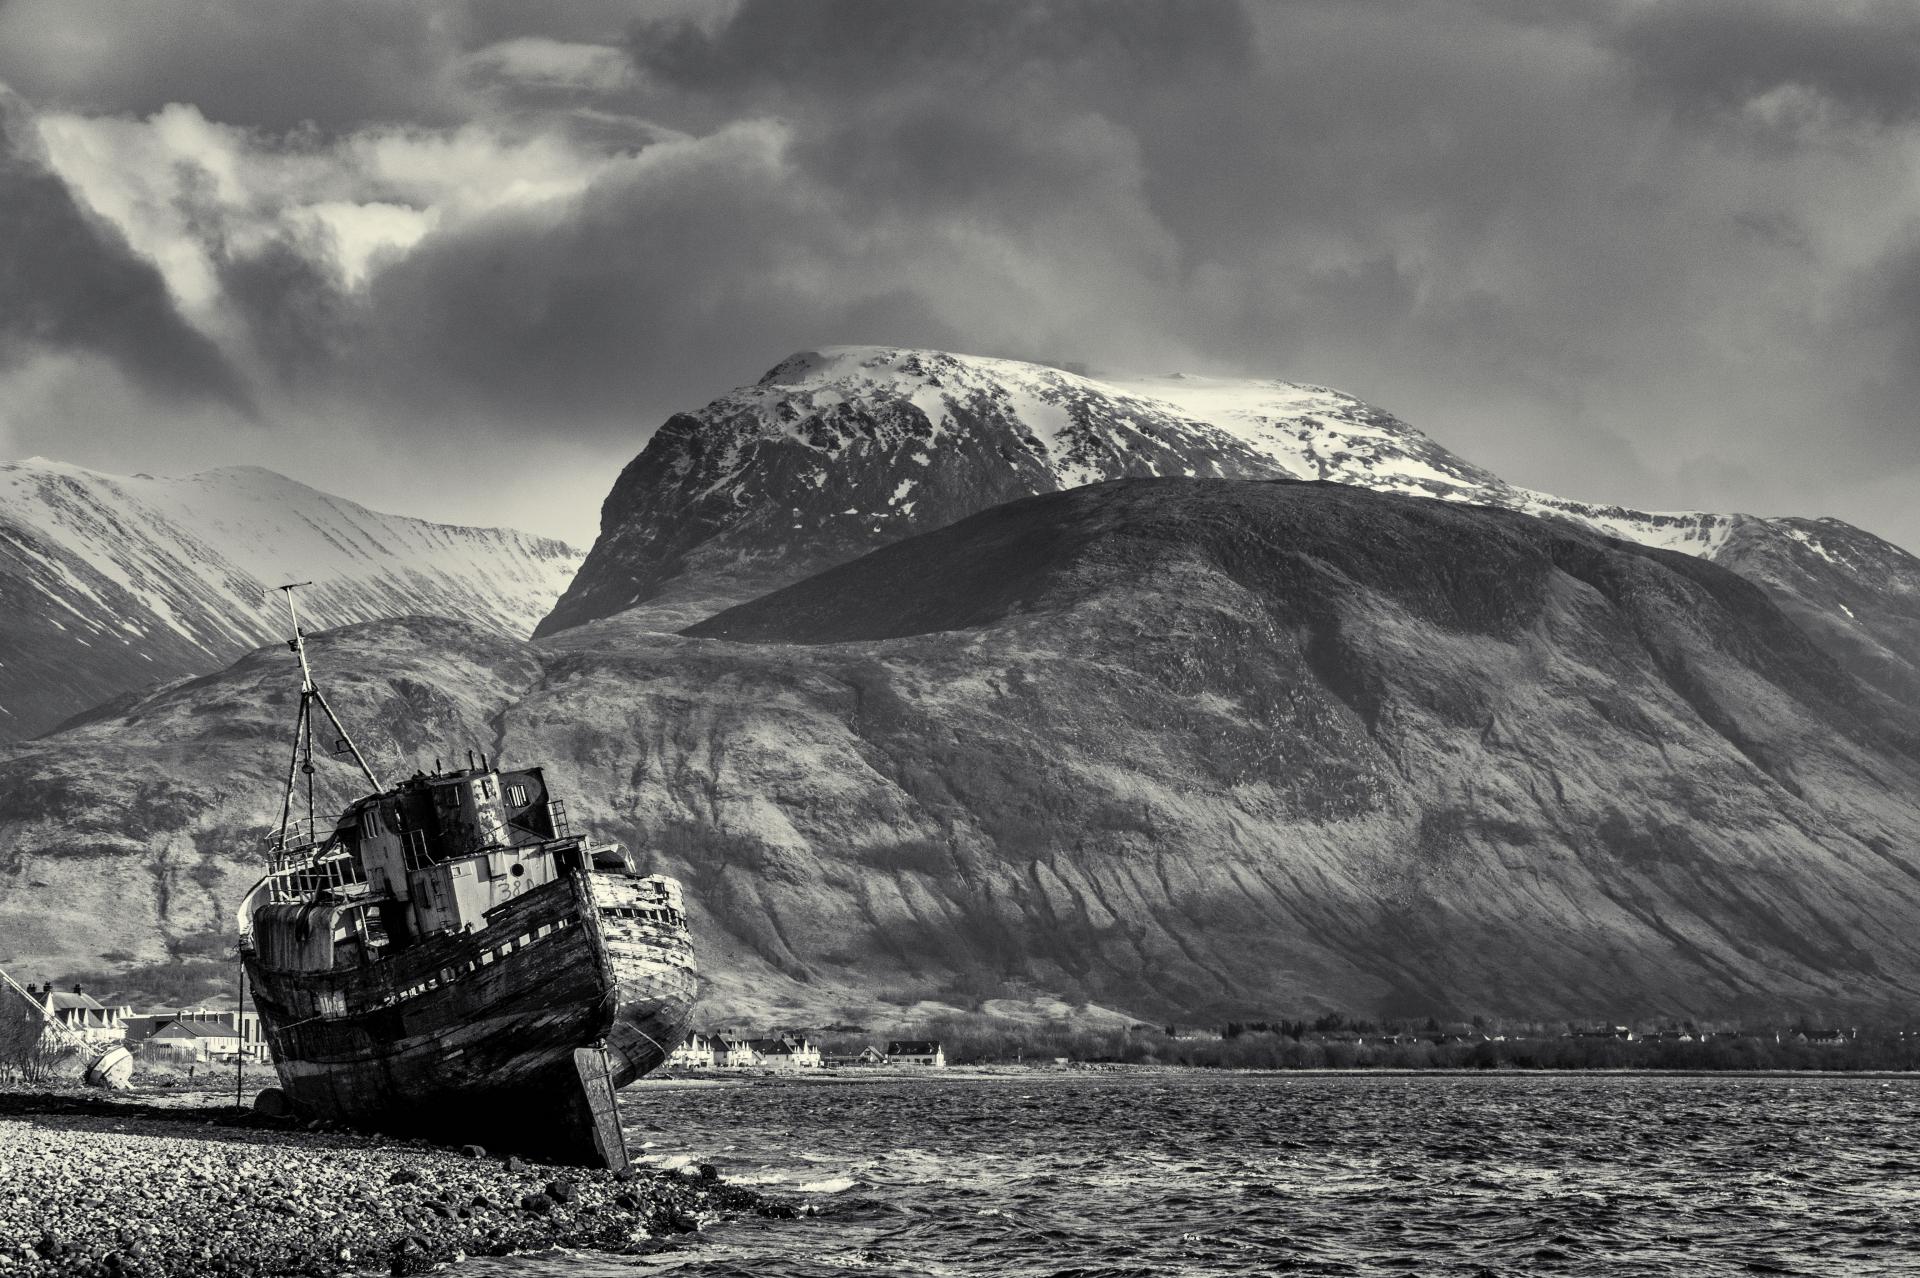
[572,1046,629,1173]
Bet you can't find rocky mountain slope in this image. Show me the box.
[541,347,1920,712]
[537,348,1306,635]
[9,479,1918,1024]
[0,459,583,742]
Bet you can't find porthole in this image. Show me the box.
[509,863,525,878]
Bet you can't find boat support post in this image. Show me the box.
[570,1045,630,1173]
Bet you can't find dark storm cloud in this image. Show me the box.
[1833,234,1920,470]
[0,92,251,413]
[1,0,1918,550]
[217,236,356,387]
[630,0,1253,97]
[1595,0,1920,125]
[216,126,960,426]
[629,0,1258,225]
[193,1,1259,434]
[0,0,469,132]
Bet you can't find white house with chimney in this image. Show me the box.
[714,1035,762,1069]
[666,1032,717,1069]
[886,1039,947,1068]
[747,1035,823,1072]
[27,985,129,1048]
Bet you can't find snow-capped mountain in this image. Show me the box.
[0,460,583,741]
[540,347,1920,712]
[539,348,1294,634]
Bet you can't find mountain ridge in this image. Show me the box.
[0,458,584,742]
[539,346,1920,714]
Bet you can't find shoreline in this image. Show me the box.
[4,1065,1911,1274]
[638,1061,1920,1085]
[0,1091,796,1277]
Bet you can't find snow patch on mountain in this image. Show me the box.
[723,348,1833,567]
[0,459,583,739]
[1,459,581,648]
[543,345,1920,721]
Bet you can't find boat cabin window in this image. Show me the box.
[507,784,529,807]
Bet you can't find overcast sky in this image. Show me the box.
[1,0,1917,552]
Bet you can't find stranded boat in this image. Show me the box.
[236,586,696,1167]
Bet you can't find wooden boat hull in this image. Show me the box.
[596,872,700,1086]
[244,869,695,1164]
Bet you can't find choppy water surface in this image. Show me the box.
[471,1073,1920,1277]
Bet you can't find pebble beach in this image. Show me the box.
[0,1092,794,1277]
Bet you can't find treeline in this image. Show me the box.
[881,1014,1920,1071]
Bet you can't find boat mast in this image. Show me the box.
[273,582,385,853]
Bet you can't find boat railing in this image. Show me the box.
[234,874,270,948]
[258,832,367,904]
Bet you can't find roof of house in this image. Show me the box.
[150,1020,234,1040]
[886,1040,942,1055]
[44,991,107,1011]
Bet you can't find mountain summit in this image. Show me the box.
[540,347,1299,633]
[542,345,1519,634]
[540,347,1920,710]
[0,459,582,741]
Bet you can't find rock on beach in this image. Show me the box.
[0,1093,792,1277]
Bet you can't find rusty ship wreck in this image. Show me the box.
[237,586,696,1167]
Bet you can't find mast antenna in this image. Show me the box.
[273,583,385,855]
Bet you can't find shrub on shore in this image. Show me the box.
[884,1013,1920,1071]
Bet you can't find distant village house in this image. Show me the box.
[715,1035,762,1070]
[127,1006,267,1062]
[142,1018,240,1062]
[666,1032,716,1069]
[886,1040,947,1068]
[25,985,129,1048]
[746,1036,823,1072]
[671,1032,822,1072]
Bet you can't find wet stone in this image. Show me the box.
[249,1090,291,1120]
[0,1090,794,1277]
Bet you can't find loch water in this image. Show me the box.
[468,1072,1920,1277]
